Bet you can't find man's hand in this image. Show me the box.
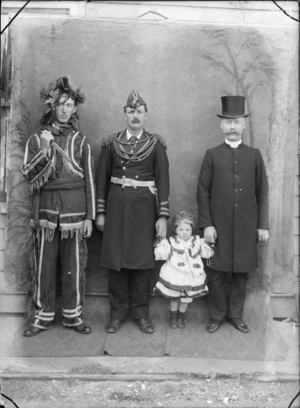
[257,229,269,243]
[40,130,54,156]
[83,219,93,238]
[155,216,167,238]
[204,226,217,245]
[96,214,105,232]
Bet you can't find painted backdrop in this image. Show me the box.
[5,17,298,320]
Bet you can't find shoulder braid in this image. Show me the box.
[101,133,118,148]
[153,133,167,148]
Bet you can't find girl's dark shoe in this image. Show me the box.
[177,312,186,329]
[169,311,178,329]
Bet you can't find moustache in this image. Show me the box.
[132,119,140,123]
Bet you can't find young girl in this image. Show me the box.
[154,210,214,329]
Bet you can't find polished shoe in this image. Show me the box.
[23,319,52,337]
[135,318,154,334]
[206,319,222,333]
[106,319,122,333]
[63,317,92,334]
[228,318,249,333]
[69,323,92,334]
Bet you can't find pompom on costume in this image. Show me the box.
[154,234,213,303]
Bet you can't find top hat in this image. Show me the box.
[125,90,146,109]
[217,96,249,118]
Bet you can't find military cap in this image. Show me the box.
[125,90,147,110]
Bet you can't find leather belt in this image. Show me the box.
[110,176,155,189]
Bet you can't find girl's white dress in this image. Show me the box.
[154,235,213,303]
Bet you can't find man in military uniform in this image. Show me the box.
[22,76,95,336]
[96,90,169,334]
[197,95,269,334]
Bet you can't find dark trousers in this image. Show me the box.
[108,268,151,321]
[206,267,249,321]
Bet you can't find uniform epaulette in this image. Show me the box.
[101,133,117,147]
[154,134,167,148]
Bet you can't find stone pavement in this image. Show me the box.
[0,293,299,388]
[0,310,299,408]
[0,317,298,383]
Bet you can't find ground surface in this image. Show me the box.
[1,374,299,408]
[0,303,299,408]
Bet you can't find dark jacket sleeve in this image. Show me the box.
[154,141,170,218]
[197,149,214,229]
[255,149,269,229]
[95,144,112,214]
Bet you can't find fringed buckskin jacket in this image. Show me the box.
[22,124,95,240]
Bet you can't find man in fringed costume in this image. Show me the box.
[96,90,170,334]
[22,76,95,337]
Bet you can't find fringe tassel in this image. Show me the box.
[154,134,167,148]
[60,222,84,240]
[62,158,83,178]
[28,162,54,194]
[101,133,117,148]
[26,228,40,323]
[38,221,57,242]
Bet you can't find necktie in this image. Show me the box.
[129,136,138,152]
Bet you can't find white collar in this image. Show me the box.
[127,129,143,140]
[225,138,242,149]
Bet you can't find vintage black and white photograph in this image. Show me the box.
[0,1,299,407]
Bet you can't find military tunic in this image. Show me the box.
[96,129,170,271]
[197,142,269,273]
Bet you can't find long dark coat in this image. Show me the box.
[96,129,170,271]
[197,142,269,273]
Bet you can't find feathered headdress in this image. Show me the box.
[40,75,85,130]
[40,75,86,109]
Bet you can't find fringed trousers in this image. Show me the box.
[34,227,85,326]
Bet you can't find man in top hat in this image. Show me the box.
[22,75,95,336]
[96,90,169,334]
[197,95,269,334]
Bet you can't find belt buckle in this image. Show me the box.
[128,179,137,189]
[121,178,126,188]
